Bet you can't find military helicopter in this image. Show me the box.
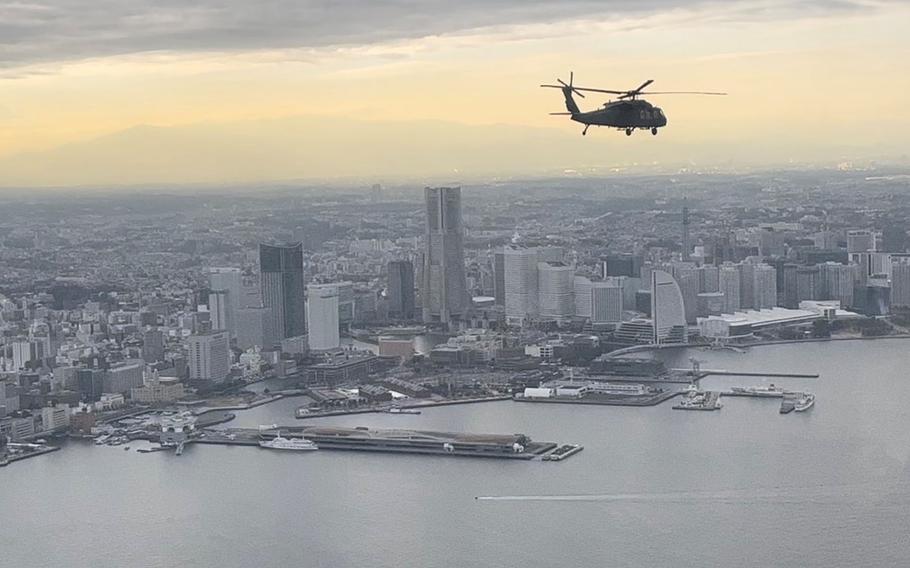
[541,72,726,136]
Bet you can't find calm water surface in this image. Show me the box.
[4,339,910,567]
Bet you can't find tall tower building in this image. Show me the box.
[574,276,594,319]
[651,270,687,344]
[752,264,778,309]
[187,331,230,383]
[387,260,416,320]
[504,247,539,326]
[306,284,340,351]
[259,243,306,342]
[682,198,691,262]
[208,290,231,332]
[421,187,468,325]
[493,249,506,306]
[537,261,575,320]
[718,264,741,314]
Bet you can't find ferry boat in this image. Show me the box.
[730,384,784,397]
[794,393,816,412]
[259,434,318,451]
[387,407,421,415]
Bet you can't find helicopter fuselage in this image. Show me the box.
[573,99,668,130]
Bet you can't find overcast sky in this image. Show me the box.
[1,0,908,185]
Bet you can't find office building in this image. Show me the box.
[796,266,822,301]
[188,331,231,383]
[142,328,165,363]
[421,186,469,325]
[387,260,416,320]
[208,290,231,332]
[504,247,539,326]
[307,284,341,351]
[260,242,307,342]
[847,229,881,253]
[591,280,623,323]
[208,267,242,332]
[574,276,593,319]
[537,261,575,320]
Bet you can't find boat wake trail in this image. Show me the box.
[476,481,910,504]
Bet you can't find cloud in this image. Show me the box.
[0,0,887,68]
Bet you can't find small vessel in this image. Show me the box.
[794,392,816,412]
[259,433,318,451]
[730,384,784,397]
[387,407,421,415]
[123,446,130,451]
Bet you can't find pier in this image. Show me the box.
[193,425,578,461]
[676,369,820,379]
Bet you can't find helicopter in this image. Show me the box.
[541,72,726,136]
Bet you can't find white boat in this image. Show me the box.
[387,407,421,415]
[259,434,318,451]
[730,384,785,397]
[794,393,815,412]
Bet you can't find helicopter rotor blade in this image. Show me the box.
[570,87,626,95]
[637,91,727,95]
[633,79,654,93]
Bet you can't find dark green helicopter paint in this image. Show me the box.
[541,73,725,136]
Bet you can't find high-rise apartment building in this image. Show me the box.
[260,243,306,342]
[421,187,468,325]
[718,265,741,314]
[752,264,778,309]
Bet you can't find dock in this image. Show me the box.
[513,390,677,407]
[542,444,584,461]
[193,425,578,461]
[682,369,819,379]
[673,391,723,411]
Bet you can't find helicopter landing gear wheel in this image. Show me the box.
[582,124,590,136]
[651,127,658,135]
[625,128,632,136]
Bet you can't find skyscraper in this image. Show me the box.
[592,280,624,323]
[537,261,575,320]
[259,242,306,342]
[719,264,741,314]
[306,284,340,351]
[752,264,778,309]
[493,249,506,306]
[504,247,539,326]
[421,186,468,325]
[387,260,416,320]
[651,270,687,344]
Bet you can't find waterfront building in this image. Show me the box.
[387,260,416,320]
[235,306,274,350]
[130,374,185,403]
[672,264,699,324]
[76,368,104,403]
[187,331,231,383]
[504,247,539,326]
[537,261,575,320]
[591,280,623,323]
[739,261,755,309]
[421,186,469,325]
[796,266,823,301]
[307,284,341,351]
[752,264,778,309]
[718,264,741,314]
[820,262,855,308]
[260,242,307,343]
[650,270,687,344]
